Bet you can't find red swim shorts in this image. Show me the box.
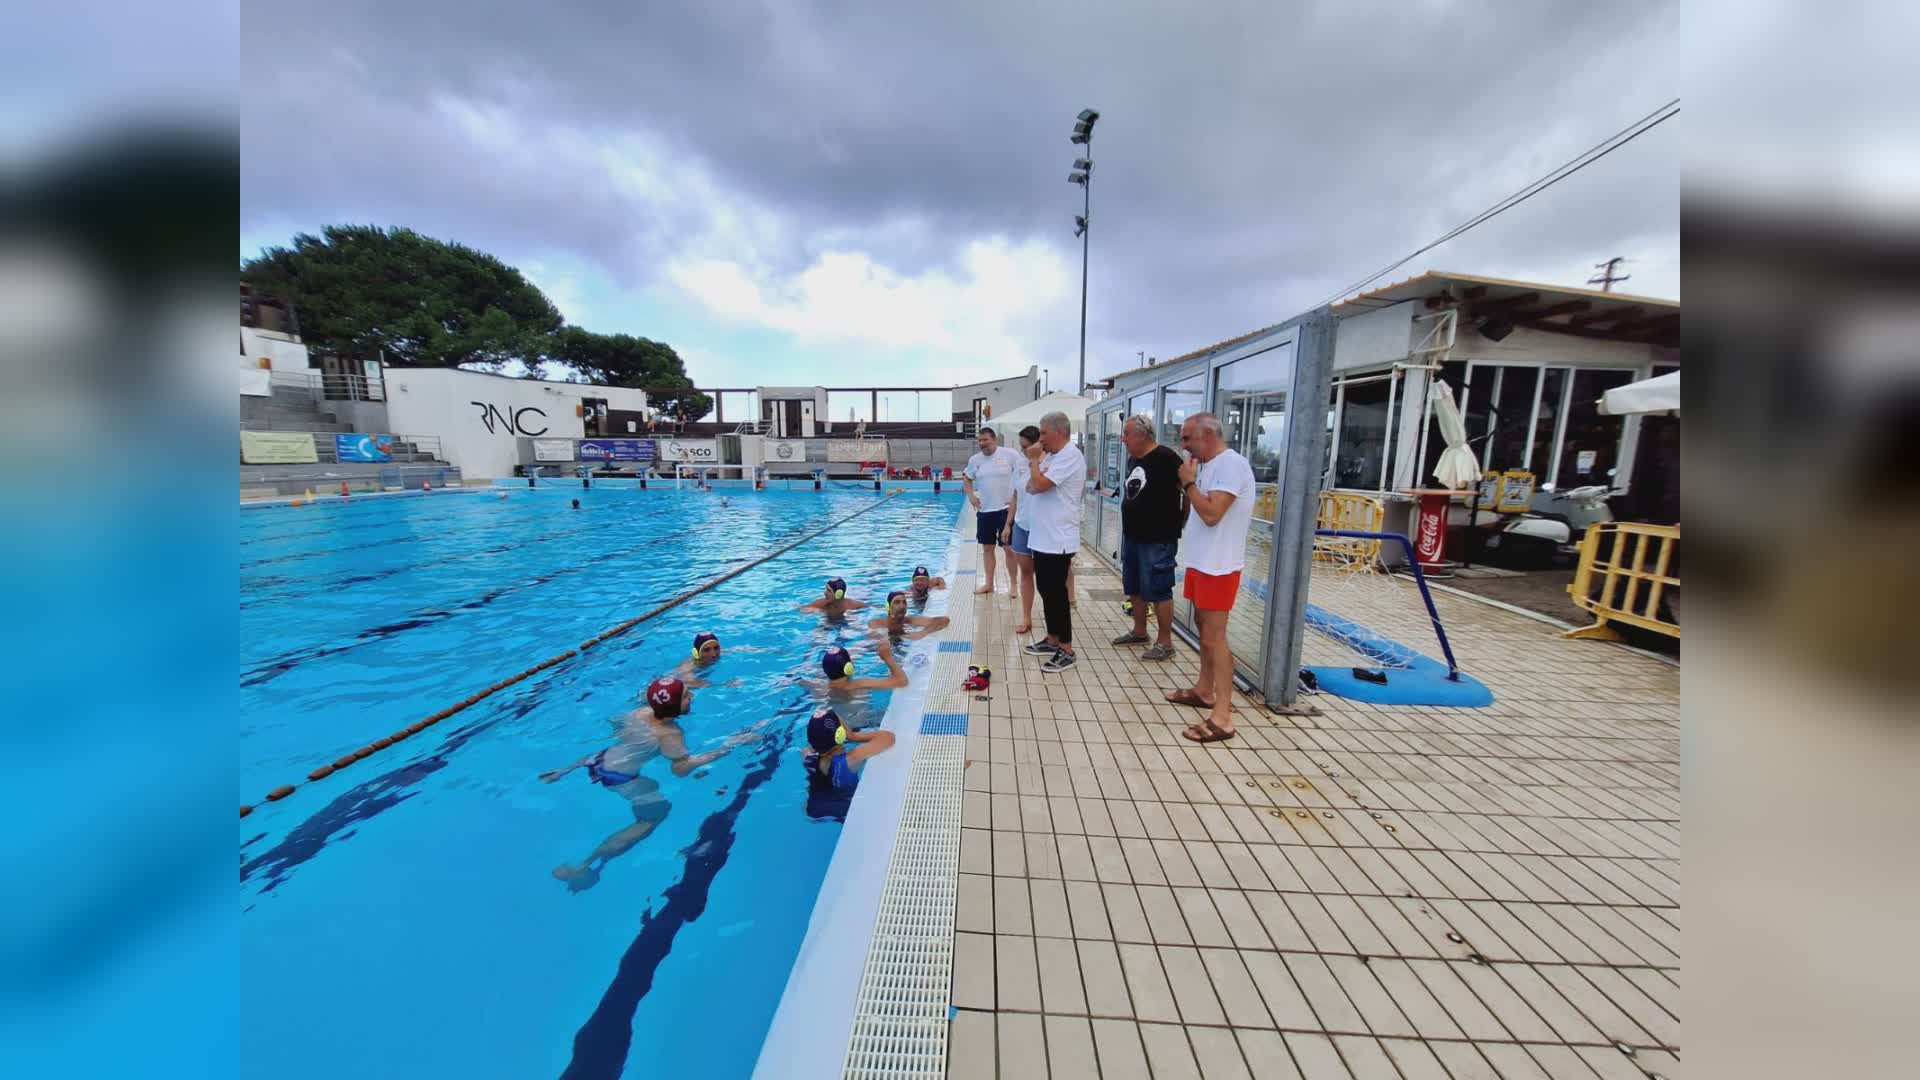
[1183,569,1241,611]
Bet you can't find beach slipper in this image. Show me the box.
[1164,689,1211,708]
[1181,721,1237,744]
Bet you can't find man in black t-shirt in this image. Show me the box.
[1112,414,1185,660]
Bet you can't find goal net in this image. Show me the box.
[672,463,766,489]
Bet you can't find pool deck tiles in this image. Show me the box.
[936,512,1680,1079]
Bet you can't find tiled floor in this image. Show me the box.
[944,552,1680,1079]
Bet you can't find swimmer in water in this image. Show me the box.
[868,590,952,641]
[571,498,581,509]
[811,638,909,701]
[907,565,948,602]
[800,706,895,794]
[671,630,754,688]
[798,576,868,617]
[539,675,761,892]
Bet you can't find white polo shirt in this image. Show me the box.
[1025,441,1086,554]
[963,445,1024,513]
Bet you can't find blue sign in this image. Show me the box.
[335,433,395,462]
[578,438,655,462]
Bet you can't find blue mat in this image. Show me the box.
[1302,603,1493,707]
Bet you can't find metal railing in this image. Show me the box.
[1565,522,1680,641]
[265,367,386,402]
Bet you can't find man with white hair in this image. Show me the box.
[1020,411,1085,673]
[1112,413,1184,661]
[1168,412,1256,742]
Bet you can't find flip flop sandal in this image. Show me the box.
[1165,689,1212,708]
[1182,721,1237,744]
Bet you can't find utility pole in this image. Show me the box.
[1069,109,1099,394]
[1588,256,1631,292]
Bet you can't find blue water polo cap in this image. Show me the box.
[691,631,720,658]
[807,707,847,752]
[822,646,855,679]
[826,577,848,599]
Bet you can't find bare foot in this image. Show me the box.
[974,584,993,595]
[1012,623,1031,635]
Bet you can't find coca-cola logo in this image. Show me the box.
[1416,506,1443,559]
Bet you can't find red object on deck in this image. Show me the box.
[1402,489,1457,571]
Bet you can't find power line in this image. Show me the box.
[1588,256,1631,291]
[1320,97,1680,309]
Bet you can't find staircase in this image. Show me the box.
[241,384,353,433]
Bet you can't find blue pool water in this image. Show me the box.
[240,487,958,1079]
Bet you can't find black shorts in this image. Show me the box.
[975,508,1009,545]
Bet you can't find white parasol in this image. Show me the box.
[1600,370,1680,415]
[1428,379,1481,489]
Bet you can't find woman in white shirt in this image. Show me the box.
[1006,425,1043,634]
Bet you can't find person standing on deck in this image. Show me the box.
[961,427,1023,597]
[1020,411,1086,673]
[1167,413,1257,743]
[1111,414,1184,662]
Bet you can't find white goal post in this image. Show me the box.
[671,463,767,489]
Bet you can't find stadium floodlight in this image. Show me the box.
[1077,108,1099,124]
[1070,132,1089,145]
[1069,171,1088,185]
[1073,158,1092,172]
[1074,215,1087,237]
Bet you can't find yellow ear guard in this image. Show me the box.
[835,725,849,746]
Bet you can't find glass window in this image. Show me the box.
[1484,366,1540,473]
[1214,340,1295,393]
[1128,390,1155,430]
[1332,377,1392,490]
[1556,369,1637,487]
[1528,367,1568,476]
[1160,373,1205,447]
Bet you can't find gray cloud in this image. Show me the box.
[241,0,1680,377]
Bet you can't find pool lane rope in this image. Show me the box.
[241,491,905,818]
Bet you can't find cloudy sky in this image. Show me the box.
[240,1,1680,418]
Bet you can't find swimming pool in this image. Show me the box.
[240,487,960,1079]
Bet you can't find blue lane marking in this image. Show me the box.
[919,712,968,735]
[937,641,971,653]
[954,569,977,576]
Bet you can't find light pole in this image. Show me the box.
[1069,108,1098,394]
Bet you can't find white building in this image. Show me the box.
[950,366,1042,426]
[384,368,650,479]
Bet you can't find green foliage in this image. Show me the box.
[242,225,563,370]
[543,326,714,420]
[242,224,712,419]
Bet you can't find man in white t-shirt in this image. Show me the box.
[1020,411,1086,673]
[1168,412,1257,742]
[962,427,1025,595]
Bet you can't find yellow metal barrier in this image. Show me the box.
[1564,521,1680,640]
[1314,491,1386,570]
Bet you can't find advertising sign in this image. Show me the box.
[241,431,318,464]
[657,438,719,463]
[1497,469,1536,512]
[826,439,887,462]
[578,438,655,462]
[764,439,806,465]
[532,438,576,462]
[334,433,395,462]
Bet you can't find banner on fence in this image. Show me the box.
[763,439,806,466]
[241,431,318,464]
[826,439,886,463]
[657,438,719,463]
[335,433,396,462]
[532,438,576,462]
[579,438,656,463]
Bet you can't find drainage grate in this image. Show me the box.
[841,735,966,1078]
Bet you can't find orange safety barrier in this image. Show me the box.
[1565,521,1680,641]
[1313,491,1386,569]
[240,491,902,815]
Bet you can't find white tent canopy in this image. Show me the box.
[984,391,1098,445]
[1600,370,1680,415]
